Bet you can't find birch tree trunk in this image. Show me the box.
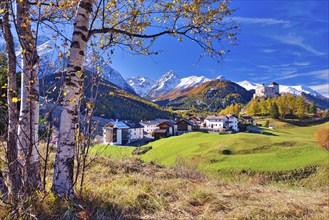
[0,0,20,199]
[51,0,93,198]
[16,0,41,194]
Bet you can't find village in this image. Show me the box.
[102,114,254,145]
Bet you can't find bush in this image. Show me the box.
[222,149,232,155]
[315,128,329,151]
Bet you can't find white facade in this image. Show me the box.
[141,123,159,134]
[253,82,279,99]
[103,127,123,145]
[204,116,227,131]
[129,128,144,140]
[103,120,144,145]
[204,115,239,132]
[227,115,239,132]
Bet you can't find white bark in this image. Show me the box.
[52,0,93,198]
[16,0,41,193]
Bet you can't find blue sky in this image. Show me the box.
[109,0,329,97]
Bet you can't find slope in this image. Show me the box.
[139,121,328,172]
[39,71,172,121]
[156,79,253,111]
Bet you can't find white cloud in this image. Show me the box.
[308,69,329,80]
[233,17,290,25]
[292,62,310,66]
[275,69,329,81]
[309,84,329,98]
[262,49,276,53]
[273,33,325,56]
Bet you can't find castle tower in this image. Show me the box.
[269,82,279,94]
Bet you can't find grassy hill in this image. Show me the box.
[92,121,329,185]
[155,79,253,111]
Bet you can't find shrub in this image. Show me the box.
[222,149,233,155]
[315,128,329,151]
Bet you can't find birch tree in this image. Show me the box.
[51,0,93,198]
[0,0,20,200]
[52,0,238,198]
[15,0,41,193]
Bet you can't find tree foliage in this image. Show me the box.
[245,94,310,119]
[315,128,329,151]
[219,103,243,115]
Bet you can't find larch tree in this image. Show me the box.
[0,0,20,200]
[294,95,307,120]
[52,0,239,198]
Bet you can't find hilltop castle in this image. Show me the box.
[253,82,280,99]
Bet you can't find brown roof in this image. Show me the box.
[154,129,168,134]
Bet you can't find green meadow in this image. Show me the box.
[91,121,329,177]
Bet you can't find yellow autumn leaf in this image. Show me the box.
[12,97,19,103]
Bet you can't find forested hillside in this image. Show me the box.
[156,79,253,111]
[40,71,172,121]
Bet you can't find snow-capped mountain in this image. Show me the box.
[84,51,135,93]
[145,71,212,98]
[21,38,135,93]
[146,70,181,97]
[126,76,155,97]
[279,85,321,96]
[237,80,325,98]
[176,76,210,90]
[236,80,260,91]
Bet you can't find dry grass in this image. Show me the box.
[1,155,328,219]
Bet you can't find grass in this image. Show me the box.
[90,144,134,158]
[139,123,329,172]
[6,156,326,219]
[91,121,329,187]
[0,120,328,219]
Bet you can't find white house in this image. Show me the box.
[204,115,228,131]
[103,121,130,145]
[124,120,144,141]
[227,114,239,132]
[140,119,169,134]
[204,114,239,132]
[103,120,144,145]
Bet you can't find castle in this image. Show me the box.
[253,82,280,99]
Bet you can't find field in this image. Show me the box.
[1,120,328,219]
[91,121,329,185]
[84,121,329,219]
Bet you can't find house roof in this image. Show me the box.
[175,119,199,127]
[124,120,144,128]
[270,82,279,85]
[158,120,175,127]
[104,121,130,129]
[154,129,168,134]
[140,119,173,126]
[205,114,228,120]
